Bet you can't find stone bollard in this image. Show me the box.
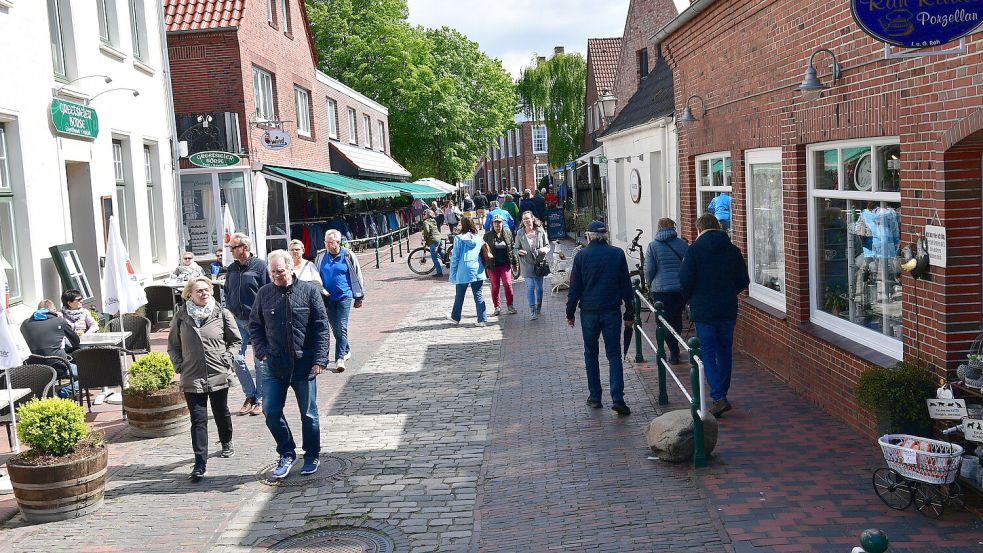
[850,529,888,553]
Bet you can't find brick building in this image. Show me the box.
[472,113,549,197]
[165,0,408,257]
[583,37,622,153]
[610,0,678,123]
[653,0,983,436]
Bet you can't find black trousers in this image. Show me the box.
[651,291,686,359]
[184,388,233,468]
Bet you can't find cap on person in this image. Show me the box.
[492,214,505,222]
[586,220,608,233]
[425,209,435,218]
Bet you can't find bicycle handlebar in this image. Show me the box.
[628,229,644,251]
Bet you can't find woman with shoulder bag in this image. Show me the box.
[483,214,517,316]
[448,217,488,326]
[167,276,242,482]
[515,211,550,320]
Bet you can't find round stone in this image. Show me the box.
[268,528,394,552]
[256,454,354,487]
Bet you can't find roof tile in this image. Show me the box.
[587,37,623,97]
[163,0,244,32]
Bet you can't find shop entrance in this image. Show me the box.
[64,161,101,306]
[178,168,252,258]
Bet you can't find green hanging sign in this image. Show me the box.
[50,98,99,139]
[189,151,241,168]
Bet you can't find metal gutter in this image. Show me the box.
[651,0,718,44]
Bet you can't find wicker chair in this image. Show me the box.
[25,354,78,404]
[144,285,178,324]
[107,314,152,361]
[1,364,58,445]
[73,346,126,414]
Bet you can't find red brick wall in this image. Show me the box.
[612,0,677,119]
[168,30,246,140]
[474,121,544,195]
[662,0,983,436]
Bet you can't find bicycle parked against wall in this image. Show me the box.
[626,228,649,296]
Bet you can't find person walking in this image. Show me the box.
[448,217,488,326]
[313,229,365,372]
[443,201,460,234]
[461,194,475,216]
[678,213,749,418]
[289,240,321,284]
[644,218,689,364]
[483,201,515,233]
[249,250,330,479]
[532,189,547,222]
[483,214,517,316]
[421,209,444,277]
[518,189,536,218]
[502,194,519,222]
[514,211,550,320]
[167,277,242,481]
[565,221,634,415]
[225,233,270,416]
[474,192,489,222]
[431,200,445,231]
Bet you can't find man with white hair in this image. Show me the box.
[226,232,270,416]
[249,250,329,478]
[314,229,365,371]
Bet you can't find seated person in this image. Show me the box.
[60,289,98,335]
[172,252,204,281]
[210,248,227,278]
[20,300,80,397]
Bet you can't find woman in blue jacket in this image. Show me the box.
[644,218,689,364]
[448,217,488,326]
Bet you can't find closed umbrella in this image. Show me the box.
[623,324,634,360]
[1,264,25,452]
[221,204,237,267]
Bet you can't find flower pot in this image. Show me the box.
[6,443,107,522]
[122,383,190,438]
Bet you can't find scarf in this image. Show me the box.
[62,307,87,324]
[186,297,216,327]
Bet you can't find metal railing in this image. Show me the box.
[631,280,708,468]
[344,226,413,269]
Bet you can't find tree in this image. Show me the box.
[306,0,515,182]
[516,53,587,168]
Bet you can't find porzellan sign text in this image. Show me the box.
[851,0,983,48]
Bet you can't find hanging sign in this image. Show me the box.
[924,224,947,267]
[50,98,99,139]
[851,0,983,48]
[926,398,967,420]
[189,151,241,168]
[962,417,983,442]
[261,129,291,150]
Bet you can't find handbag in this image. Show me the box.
[480,243,494,265]
[534,253,551,277]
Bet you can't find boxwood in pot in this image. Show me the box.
[122,352,190,438]
[856,360,936,436]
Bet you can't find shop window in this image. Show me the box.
[0,124,21,303]
[252,66,276,122]
[695,152,732,235]
[129,0,147,61]
[294,86,311,137]
[363,114,371,148]
[377,120,385,152]
[809,138,902,358]
[347,108,358,145]
[533,125,547,153]
[745,148,785,310]
[326,99,338,139]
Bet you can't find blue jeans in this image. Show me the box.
[695,320,736,401]
[261,369,320,462]
[651,291,686,359]
[580,309,625,403]
[325,297,352,361]
[525,276,544,310]
[234,318,265,404]
[450,281,487,322]
[429,242,443,275]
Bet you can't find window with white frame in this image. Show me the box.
[532,125,547,153]
[252,66,275,121]
[588,109,594,132]
[517,165,523,189]
[499,136,504,158]
[486,170,491,188]
[266,0,274,23]
[47,0,70,79]
[509,167,515,187]
[809,138,902,357]
[0,123,21,303]
[516,128,522,155]
[695,152,732,235]
[745,148,785,310]
[363,114,371,148]
[486,146,491,160]
[377,120,385,151]
[506,131,512,158]
[143,145,160,262]
[112,139,130,247]
[347,108,358,144]
[326,99,338,139]
[97,0,118,47]
[294,86,311,136]
[129,0,147,61]
[279,0,290,33]
[534,163,549,182]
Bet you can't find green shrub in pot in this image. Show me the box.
[856,360,936,436]
[15,397,89,456]
[127,352,175,394]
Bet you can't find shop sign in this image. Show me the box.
[925,224,946,267]
[851,0,983,49]
[189,151,241,168]
[962,418,983,442]
[926,398,967,420]
[629,169,642,204]
[50,98,99,139]
[261,129,291,151]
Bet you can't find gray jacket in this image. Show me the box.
[167,306,242,394]
[514,227,550,277]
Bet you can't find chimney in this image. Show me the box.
[537,56,547,64]
[553,46,565,55]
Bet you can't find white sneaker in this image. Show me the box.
[333,358,346,373]
[493,308,501,316]
[342,351,352,361]
[446,314,460,324]
[475,321,486,327]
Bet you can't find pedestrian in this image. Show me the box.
[421,209,444,277]
[644,218,689,364]
[447,217,488,326]
[431,200,445,231]
[288,239,321,284]
[474,192,489,222]
[172,251,204,281]
[249,250,330,479]
[443,200,460,234]
[707,192,732,232]
[461,193,475,216]
[483,201,515,233]
[60,289,98,335]
[518,189,536,218]
[532,189,547,222]
[167,276,241,481]
[313,229,365,372]
[514,211,550,320]
[483,214,517,316]
[502,194,519,222]
[225,232,269,416]
[678,213,749,418]
[565,221,634,415]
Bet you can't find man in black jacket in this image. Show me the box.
[226,233,271,416]
[518,190,536,219]
[532,189,547,222]
[20,300,80,397]
[474,191,489,221]
[250,250,329,479]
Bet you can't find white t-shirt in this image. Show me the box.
[294,259,322,285]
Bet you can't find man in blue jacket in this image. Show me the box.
[645,218,689,365]
[483,201,515,233]
[532,189,547,222]
[678,213,749,418]
[250,250,330,479]
[226,233,271,416]
[566,221,635,415]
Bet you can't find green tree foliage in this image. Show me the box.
[306,0,515,182]
[516,53,587,168]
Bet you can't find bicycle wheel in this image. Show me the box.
[947,481,965,512]
[407,247,436,275]
[913,482,946,519]
[872,468,913,510]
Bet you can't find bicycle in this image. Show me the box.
[407,239,453,275]
[626,228,649,296]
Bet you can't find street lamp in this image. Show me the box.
[53,75,112,96]
[598,89,617,124]
[87,87,140,105]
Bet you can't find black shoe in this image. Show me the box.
[709,399,732,417]
[586,399,603,409]
[611,401,631,416]
[668,353,680,365]
[221,441,235,458]
[189,465,206,481]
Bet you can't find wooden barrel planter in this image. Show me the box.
[122,383,190,438]
[6,444,108,522]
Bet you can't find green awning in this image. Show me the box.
[379,181,447,200]
[264,166,401,200]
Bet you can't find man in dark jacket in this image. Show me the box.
[518,190,536,219]
[644,218,689,364]
[532,189,547,222]
[566,221,635,415]
[21,300,80,397]
[678,213,750,418]
[473,192,489,221]
[226,233,271,416]
[250,250,329,479]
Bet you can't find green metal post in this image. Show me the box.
[390,234,395,262]
[654,301,669,405]
[688,336,706,468]
[857,529,889,553]
[632,280,644,363]
[398,231,403,258]
[375,236,380,269]
[405,227,410,251]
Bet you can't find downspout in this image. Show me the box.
[155,0,183,262]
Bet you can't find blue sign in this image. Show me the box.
[851,0,983,48]
[546,209,565,241]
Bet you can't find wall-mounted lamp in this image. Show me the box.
[598,89,617,124]
[53,75,112,96]
[197,114,213,128]
[678,95,706,123]
[637,154,644,161]
[797,48,842,93]
[87,87,139,104]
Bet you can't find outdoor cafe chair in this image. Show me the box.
[108,314,152,361]
[25,354,78,404]
[1,364,57,445]
[73,346,126,415]
[144,285,178,324]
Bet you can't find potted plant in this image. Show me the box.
[823,284,849,317]
[856,360,936,436]
[121,352,190,438]
[6,398,107,521]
